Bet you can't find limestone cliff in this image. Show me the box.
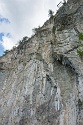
[0,0,83,125]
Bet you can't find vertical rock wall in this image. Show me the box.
[0,0,83,125]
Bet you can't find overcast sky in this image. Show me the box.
[0,0,64,56]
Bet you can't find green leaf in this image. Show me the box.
[79,33,83,40]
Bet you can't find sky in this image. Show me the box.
[0,0,64,56]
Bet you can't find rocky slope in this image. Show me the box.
[0,0,83,125]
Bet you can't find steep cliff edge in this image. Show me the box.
[0,0,83,125]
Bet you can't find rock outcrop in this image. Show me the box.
[0,0,83,125]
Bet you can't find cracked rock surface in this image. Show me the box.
[0,0,83,125]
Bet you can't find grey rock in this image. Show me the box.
[0,0,83,125]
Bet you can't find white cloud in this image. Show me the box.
[0,36,15,50]
[0,0,63,50]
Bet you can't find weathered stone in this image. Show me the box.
[0,0,83,125]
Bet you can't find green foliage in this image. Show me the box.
[79,44,83,47]
[78,99,83,107]
[18,40,24,50]
[19,36,28,42]
[79,33,83,40]
[3,50,9,56]
[32,26,41,34]
[18,36,28,46]
[48,9,54,18]
[32,28,38,34]
[18,40,22,45]
[77,33,83,57]
[22,36,28,42]
[77,50,83,57]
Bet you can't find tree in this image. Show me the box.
[32,26,41,34]
[3,50,9,56]
[22,36,28,42]
[18,40,22,45]
[48,9,54,18]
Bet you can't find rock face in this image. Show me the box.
[0,0,83,125]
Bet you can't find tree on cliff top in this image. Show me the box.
[2,50,9,56]
[48,9,54,18]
